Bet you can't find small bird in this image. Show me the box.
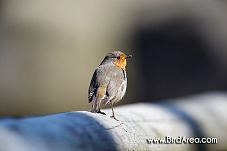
[88,51,132,120]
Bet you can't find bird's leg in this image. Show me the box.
[90,104,106,115]
[109,101,119,121]
[97,96,106,115]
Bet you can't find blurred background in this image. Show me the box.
[1,0,227,116]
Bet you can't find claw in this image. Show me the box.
[110,115,119,121]
[97,109,106,115]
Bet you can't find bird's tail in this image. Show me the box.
[91,87,106,112]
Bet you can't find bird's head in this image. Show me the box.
[102,51,132,69]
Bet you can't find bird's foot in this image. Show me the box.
[97,109,106,115]
[110,115,119,121]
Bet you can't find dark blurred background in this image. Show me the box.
[1,0,227,116]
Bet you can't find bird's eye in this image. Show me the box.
[117,56,120,59]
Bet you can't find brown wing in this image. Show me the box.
[88,69,98,103]
[88,65,111,103]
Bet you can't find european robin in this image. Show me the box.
[88,51,132,120]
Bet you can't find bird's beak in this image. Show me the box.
[125,55,132,59]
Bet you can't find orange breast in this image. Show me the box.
[114,54,127,69]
